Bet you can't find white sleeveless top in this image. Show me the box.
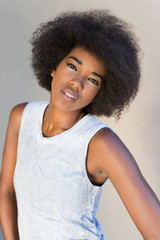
[14,101,112,240]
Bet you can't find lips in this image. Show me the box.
[62,88,78,101]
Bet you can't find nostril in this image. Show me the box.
[70,79,83,91]
[76,86,80,91]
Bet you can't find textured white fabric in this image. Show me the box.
[14,101,111,240]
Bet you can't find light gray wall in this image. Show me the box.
[0,0,160,239]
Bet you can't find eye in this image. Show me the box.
[67,63,77,71]
[88,78,99,86]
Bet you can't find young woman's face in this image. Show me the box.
[50,46,106,114]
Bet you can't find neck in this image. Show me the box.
[42,102,85,137]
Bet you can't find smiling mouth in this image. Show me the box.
[61,89,78,102]
[64,91,76,99]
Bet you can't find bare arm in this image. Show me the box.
[0,103,27,240]
[89,128,160,240]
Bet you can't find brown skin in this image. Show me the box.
[0,47,160,239]
[42,47,105,137]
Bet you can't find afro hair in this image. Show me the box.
[30,9,141,119]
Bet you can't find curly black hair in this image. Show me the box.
[30,9,141,119]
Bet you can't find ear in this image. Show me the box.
[51,69,56,78]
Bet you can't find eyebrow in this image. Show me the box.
[68,56,82,65]
[68,56,104,81]
[92,72,103,81]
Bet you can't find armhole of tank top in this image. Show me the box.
[82,125,112,190]
[15,102,34,180]
[17,102,33,137]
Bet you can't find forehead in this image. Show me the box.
[66,46,106,74]
[67,46,100,61]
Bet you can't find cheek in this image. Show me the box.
[85,82,101,97]
[51,78,56,90]
[82,88,99,104]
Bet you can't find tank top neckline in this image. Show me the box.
[39,102,91,141]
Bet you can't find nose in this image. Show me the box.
[69,76,84,91]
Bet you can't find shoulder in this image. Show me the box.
[89,127,136,178]
[10,102,28,122]
[90,127,127,154]
[11,102,28,115]
[8,102,28,137]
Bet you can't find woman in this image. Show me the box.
[0,9,160,240]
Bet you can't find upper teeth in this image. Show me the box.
[65,92,75,99]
